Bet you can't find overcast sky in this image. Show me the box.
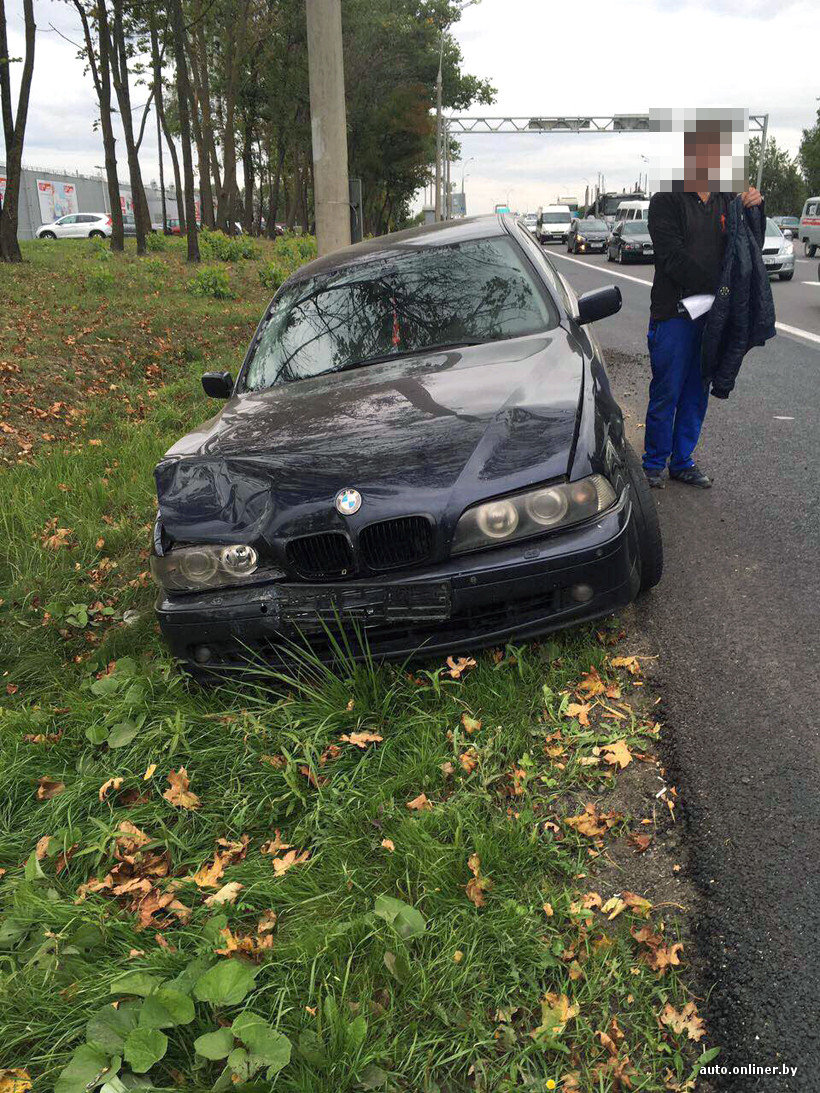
[3,0,819,216]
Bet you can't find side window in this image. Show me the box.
[62,215,78,224]
[808,203,818,217]
[515,225,577,318]
[78,214,95,223]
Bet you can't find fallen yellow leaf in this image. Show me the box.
[203,881,243,906]
[163,768,201,810]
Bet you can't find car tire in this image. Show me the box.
[89,230,106,239]
[779,271,794,281]
[39,231,57,239]
[804,241,817,258]
[624,442,663,593]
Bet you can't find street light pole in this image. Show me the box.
[434,33,444,221]
[461,155,474,194]
[306,0,351,255]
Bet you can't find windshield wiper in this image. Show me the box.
[314,339,493,378]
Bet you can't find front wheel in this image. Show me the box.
[89,230,106,239]
[779,271,794,281]
[39,231,56,240]
[624,442,663,593]
[804,241,817,258]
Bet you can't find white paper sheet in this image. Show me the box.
[680,293,715,320]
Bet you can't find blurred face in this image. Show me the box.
[683,131,729,192]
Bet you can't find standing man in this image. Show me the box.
[643,120,763,488]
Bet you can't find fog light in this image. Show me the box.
[194,645,212,664]
[570,583,594,603]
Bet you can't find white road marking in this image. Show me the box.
[773,416,794,420]
[800,281,820,286]
[551,251,820,347]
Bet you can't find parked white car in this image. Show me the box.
[798,196,820,258]
[36,212,112,239]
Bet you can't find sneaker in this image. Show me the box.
[670,464,712,488]
[644,468,666,489]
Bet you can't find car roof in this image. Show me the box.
[290,215,508,282]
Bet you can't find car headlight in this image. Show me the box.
[576,234,586,243]
[150,542,265,592]
[451,475,616,555]
[779,241,794,256]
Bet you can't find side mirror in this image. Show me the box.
[201,371,234,399]
[577,285,622,326]
[783,229,793,240]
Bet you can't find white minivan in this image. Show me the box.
[798,196,820,257]
[536,204,573,245]
[614,199,650,223]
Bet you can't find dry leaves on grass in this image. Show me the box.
[564,701,591,726]
[610,655,642,676]
[406,793,433,812]
[631,924,684,974]
[215,912,277,960]
[36,777,65,800]
[261,835,311,877]
[203,881,243,906]
[190,836,249,888]
[445,656,476,679]
[459,749,479,773]
[565,803,623,838]
[465,853,492,908]
[98,776,124,802]
[602,740,633,770]
[461,713,481,734]
[0,1070,32,1093]
[41,519,73,550]
[22,731,62,745]
[577,667,607,698]
[339,731,383,748]
[628,832,652,853]
[381,839,395,852]
[163,768,201,809]
[659,1001,706,1041]
[530,992,579,1041]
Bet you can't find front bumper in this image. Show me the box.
[155,491,640,673]
[763,252,794,274]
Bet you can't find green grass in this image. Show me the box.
[0,240,706,1092]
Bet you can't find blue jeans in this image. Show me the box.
[643,315,709,474]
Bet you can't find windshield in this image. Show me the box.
[541,212,570,223]
[243,236,558,391]
[578,219,607,231]
[622,222,648,235]
[765,219,782,237]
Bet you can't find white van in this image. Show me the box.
[614,199,650,223]
[798,196,820,257]
[536,204,573,245]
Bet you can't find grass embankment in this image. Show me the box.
[0,238,710,1091]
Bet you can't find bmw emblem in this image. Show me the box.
[335,488,362,516]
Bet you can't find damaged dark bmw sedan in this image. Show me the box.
[151,214,662,677]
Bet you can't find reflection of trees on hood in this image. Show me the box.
[248,240,547,389]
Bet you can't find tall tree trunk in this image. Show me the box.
[0,0,35,262]
[216,0,250,233]
[186,30,215,229]
[241,122,254,234]
[107,0,150,252]
[171,0,199,261]
[74,0,123,251]
[149,17,184,232]
[190,0,220,225]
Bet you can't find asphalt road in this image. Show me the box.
[548,244,820,1091]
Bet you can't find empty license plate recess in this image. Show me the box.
[275,581,452,630]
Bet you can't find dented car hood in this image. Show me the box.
[155,332,585,543]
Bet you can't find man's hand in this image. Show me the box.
[741,185,762,208]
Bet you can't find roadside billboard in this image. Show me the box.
[37,179,79,222]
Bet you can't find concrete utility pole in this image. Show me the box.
[306,0,351,255]
[434,33,444,221]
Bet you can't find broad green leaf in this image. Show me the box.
[227,1046,252,1081]
[383,948,411,983]
[138,988,195,1028]
[0,917,29,948]
[297,1029,327,1067]
[232,1014,291,1072]
[346,1014,367,1050]
[194,959,257,1006]
[110,971,162,997]
[107,721,139,749]
[55,1044,120,1093]
[194,1027,235,1060]
[359,1064,390,1090]
[86,724,110,744]
[169,954,213,994]
[24,850,46,882]
[123,1027,168,1074]
[87,1000,140,1052]
[373,895,427,940]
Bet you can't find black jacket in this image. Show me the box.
[648,191,730,320]
[700,196,776,399]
